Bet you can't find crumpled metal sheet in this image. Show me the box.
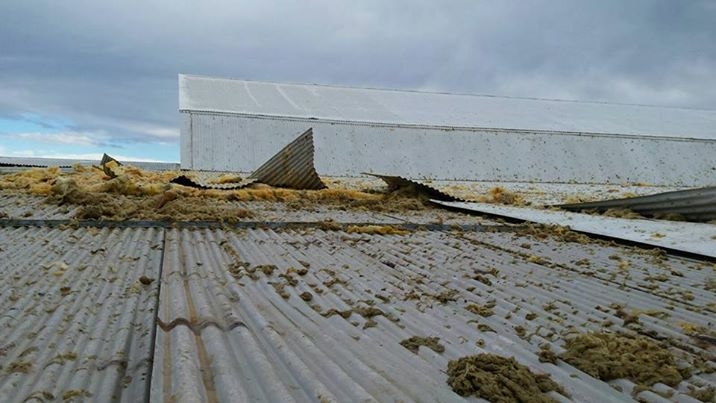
[249,128,326,189]
[556,186,716,222]
[171,128,326,190]
[169,173,257,190]
[364,173,462,202]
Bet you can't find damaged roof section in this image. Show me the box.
[557,186,716,222]
[169,128,325,191]
[151,226,716,402]
[364,173,461,202]
[249,128,326,190]
[432,201,716,259]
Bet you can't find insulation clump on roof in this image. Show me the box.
[446,354,566,402]
[559,332,687,387]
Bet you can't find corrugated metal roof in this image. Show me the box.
[0,226,163,403]
[432,201,716,258]
[3,171,716,403]
[249,128,326,190]
[558,186,716,222]
[151,227,716,402]
[179,74,716,140]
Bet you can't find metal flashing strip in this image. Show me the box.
[249,128,326,190]
[557,186,716,222]
[364,173,462,202]
[432,200,716,259]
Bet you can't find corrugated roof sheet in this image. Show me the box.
[249,128,326,190]
[558,186,716,222]
[432,201,716,259]
[0,226,163,403]
[0,191,77,220]
[3,171,716,403]
[179,74,716,140]
[151,227,716,402]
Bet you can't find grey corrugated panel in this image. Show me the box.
[179,74,716,140]
[467,230,716,318]
[433,201,716,259]
[0,192,78,219]
[249,128,326,190]
[151,228,715,402]
[557,186,716,222]
[0,226,163,403]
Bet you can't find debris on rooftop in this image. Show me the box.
[557,185,716,222]
[559,332,689,388]
[364,173,460,201]
[446,354,567,402]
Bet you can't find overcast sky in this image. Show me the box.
[1,0,714,162]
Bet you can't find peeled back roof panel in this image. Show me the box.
[179,74,716,140]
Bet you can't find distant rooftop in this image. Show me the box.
[180,74,716,140]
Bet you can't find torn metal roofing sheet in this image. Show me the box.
[151,227,716,402]
[0,226,162,403]
[557,186,716,222]
[169,173,257,190]
[432,201,716,259]
[171,129,325,191]
[179,74,716,140]
[364,173,460,201]
[249,128,326,190]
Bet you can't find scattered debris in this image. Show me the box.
[538,345,558,364]
[557,186,716,222]
[560,332,686,387]
[434,289,459,304]
[364,173,460,202]
[345,225,409,236]
[400,336,445,354]
[466,304,494,317]
[139,276,154,285]
[446,354,566,402]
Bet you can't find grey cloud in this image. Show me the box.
[0,0,714,151]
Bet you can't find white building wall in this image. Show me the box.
[180,111,716,186]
